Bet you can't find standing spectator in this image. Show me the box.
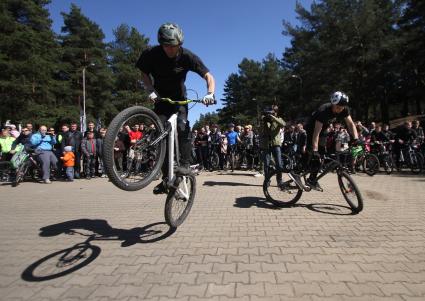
[195,128,209,170]
[9,125,20,138]
[97,128,106,176]
[220,133,228,170]
[84,121,99,138]
[0,128,15,161]
[81,131,97,179]
[412,120,424,143]
[10,127,32,153]
[26,123,34,133]
[241,125,254,169]
[260,105,286,184]
[294,123,307,155]
[60,146,75,181]
[113,137,126,171]
[69,123,83,179]
[356,121,370,142]
[382,124,395,140]
[226,123,240,171]
[125,124,143,144]
[30,125,57,184]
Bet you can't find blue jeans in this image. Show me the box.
[66,166,74,180]
[263,146,283,182]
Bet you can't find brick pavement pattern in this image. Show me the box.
[0,171,424,300]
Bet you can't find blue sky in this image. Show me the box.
[47,0,313,125]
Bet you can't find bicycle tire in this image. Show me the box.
[382,154,394,175]
[281,153,293,172]
[337,171,363,213]
[263,170,302,207]
[410,151,423,174]
[12,161,29,187]
[363,153,380,176]
[165,174,196,228]
[103,106,166,191]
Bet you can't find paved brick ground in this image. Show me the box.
[0,171,424,300]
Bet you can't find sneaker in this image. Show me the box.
[153,181,168,195]
[306,178,323,192]
[253,173,263,177]
[43,179,52,184]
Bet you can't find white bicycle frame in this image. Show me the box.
[166,114,190,200]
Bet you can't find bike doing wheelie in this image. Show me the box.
[103,98,214,228]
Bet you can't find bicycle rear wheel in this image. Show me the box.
[363,154,380,176]
[103,106,166,191]
[337,171,363,213]
[263,170,303,207]
[165,174,196,228]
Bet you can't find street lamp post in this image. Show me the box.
[81,63,95,133]
[291,75,303,103]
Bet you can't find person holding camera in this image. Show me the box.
[260,105,286,184]
[30,125,58,184]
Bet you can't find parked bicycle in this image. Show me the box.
[395,142,423,174]
[263,153,363,214]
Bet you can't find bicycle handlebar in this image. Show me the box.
[157,98,217,105]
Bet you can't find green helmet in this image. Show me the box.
[351,145,363,157]
[158,23,184,46]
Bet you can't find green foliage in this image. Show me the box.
[192,112,220,130]
[0,0,64,125]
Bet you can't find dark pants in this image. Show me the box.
[156,105,191,180]
[74,151,82,177]
[84,155,96,177]
[262,146,282,183]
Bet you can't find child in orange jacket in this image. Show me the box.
[61,146,75,181]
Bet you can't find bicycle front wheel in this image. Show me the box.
[103,106,166,191]
[165,174,196,228]
[337,171,363,213]
[263,170,303,207]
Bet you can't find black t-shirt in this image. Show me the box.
[306,103,350,138]
[136,46,209,112]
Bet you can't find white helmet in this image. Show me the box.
[330,91,349,106]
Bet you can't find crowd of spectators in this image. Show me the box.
[1,116,424,184]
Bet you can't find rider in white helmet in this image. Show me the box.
[303,91,359,190]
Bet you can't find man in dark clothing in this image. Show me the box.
[69,123,83,178]
[84,121,99,139]
[412,120,424,143]
[303,91,358,190]
[394,121,417,168]
[10,127,32,152]
[136,23,216,194]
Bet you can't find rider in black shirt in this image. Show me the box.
[136,23,216,194]
[303,91,359,190]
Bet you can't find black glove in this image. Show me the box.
[312,150,321,160]
[350,139,359,146]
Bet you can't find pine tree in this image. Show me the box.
[108,24,150,111]
[0,0,65,126]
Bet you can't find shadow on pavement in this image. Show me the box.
[234,197,354,215]
[234,196,279,209]
[204,181,262,187]
[22,220,175,282]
